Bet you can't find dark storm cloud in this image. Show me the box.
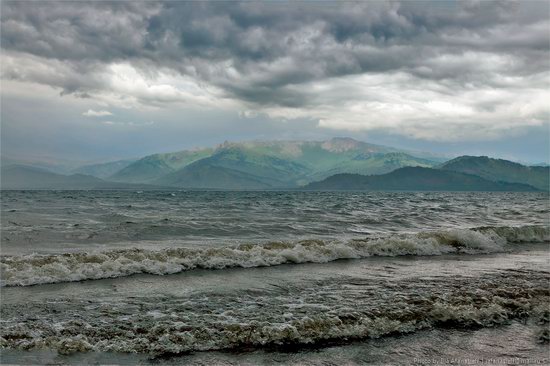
[1,1,548,107]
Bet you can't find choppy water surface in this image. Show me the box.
[1,191,548,248]
[0,190,548,364]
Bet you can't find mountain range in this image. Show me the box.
[108,138,441,189]
[1,138,547,191]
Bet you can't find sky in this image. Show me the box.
[1,0,549,165]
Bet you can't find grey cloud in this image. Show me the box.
[1,1,159,61]
[1,1,548,109]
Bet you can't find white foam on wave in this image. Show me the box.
[1,225,548,287]
[1,258,548,355]
[2,296,547,355]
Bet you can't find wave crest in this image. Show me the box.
[1,225,548,287]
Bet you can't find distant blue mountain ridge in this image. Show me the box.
[1,138,547,191]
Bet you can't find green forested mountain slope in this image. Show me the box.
[109,149,214,183]
[439,156,549,191]
[303,167,540,192]
[109,138,440,187]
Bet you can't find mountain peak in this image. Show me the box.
[321,137,362,152]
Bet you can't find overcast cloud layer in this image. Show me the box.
[1,1,549,162]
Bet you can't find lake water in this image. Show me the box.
[1,191,548,364]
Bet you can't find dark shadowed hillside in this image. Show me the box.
[156,163,276,190]
[439,156,549,191]
[302,167,540,192]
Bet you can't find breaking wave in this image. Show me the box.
[1,225,548,287]
[1,267,548,356]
